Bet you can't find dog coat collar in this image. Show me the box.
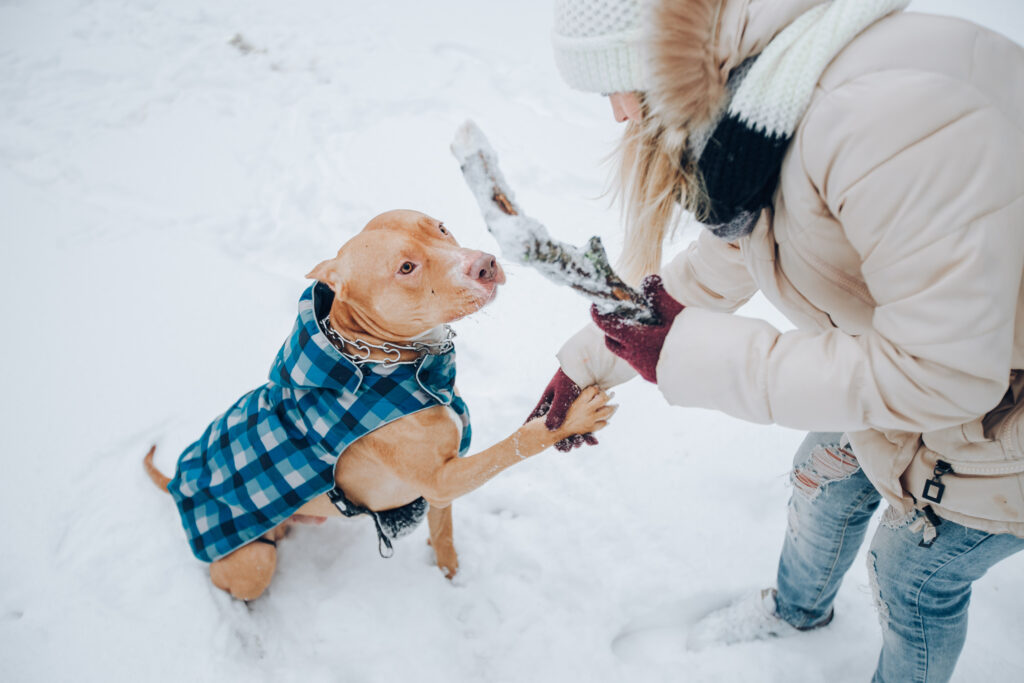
[167,282,471,562]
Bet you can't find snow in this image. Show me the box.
[2,1,1023,681]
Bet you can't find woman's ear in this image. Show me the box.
[306,258,341,292]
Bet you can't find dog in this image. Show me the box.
[144,209,613,600]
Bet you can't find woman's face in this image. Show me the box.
[609,92,643,123]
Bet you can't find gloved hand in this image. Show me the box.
[526,368,599,452]
[590,274,684,383]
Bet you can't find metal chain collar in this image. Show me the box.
[319,316,455,367]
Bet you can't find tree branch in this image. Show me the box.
[450,120,657,324]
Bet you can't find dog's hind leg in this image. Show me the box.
[209,538,279,601]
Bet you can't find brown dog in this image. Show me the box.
[145,209,613,600]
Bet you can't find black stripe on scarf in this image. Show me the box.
[698,114,791,240]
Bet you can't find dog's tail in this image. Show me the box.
[143,445,172,492]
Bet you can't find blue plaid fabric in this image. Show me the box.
[167,282,471,562]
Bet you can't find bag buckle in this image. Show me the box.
[921,460,953,504]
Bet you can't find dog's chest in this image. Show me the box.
[366,403,462,459]
[335,403,463,508]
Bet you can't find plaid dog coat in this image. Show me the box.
[167,282,471,562]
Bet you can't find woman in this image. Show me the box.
[531,0,1024,680]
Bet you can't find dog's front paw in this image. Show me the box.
[433,544,459,580]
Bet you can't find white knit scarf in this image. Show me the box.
[693,0,910,240]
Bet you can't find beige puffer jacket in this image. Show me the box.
[557,0,1024,536]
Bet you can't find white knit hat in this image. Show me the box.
[551,0,649,94]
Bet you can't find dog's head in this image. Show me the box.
[307,210,506,340]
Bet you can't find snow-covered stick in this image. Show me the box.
[450,120,658,325]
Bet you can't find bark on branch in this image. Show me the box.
[450,120,657,324]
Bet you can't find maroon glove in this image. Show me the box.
[526,368,599,452]
[590,274,684,383]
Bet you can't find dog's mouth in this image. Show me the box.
[441,253,506,322]
[467,279,501,310]
[451,273,504,321]
[479,284,500,308]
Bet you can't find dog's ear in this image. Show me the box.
[306,258,344,294]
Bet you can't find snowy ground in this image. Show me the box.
[3,1,1023,681]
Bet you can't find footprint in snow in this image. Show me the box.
[611,592,732,663]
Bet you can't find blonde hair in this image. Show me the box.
[612,95,707,287]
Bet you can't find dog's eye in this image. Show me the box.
[439,224,448,235]
[399,262,416,275]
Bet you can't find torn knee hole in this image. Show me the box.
[791,443,860,500]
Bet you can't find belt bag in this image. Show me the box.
[902,375,1024,525]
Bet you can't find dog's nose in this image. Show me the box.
[470,252,498,282]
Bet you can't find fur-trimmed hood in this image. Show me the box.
[646,0,825,129]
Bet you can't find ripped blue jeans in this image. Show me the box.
[775,432,1024,683]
